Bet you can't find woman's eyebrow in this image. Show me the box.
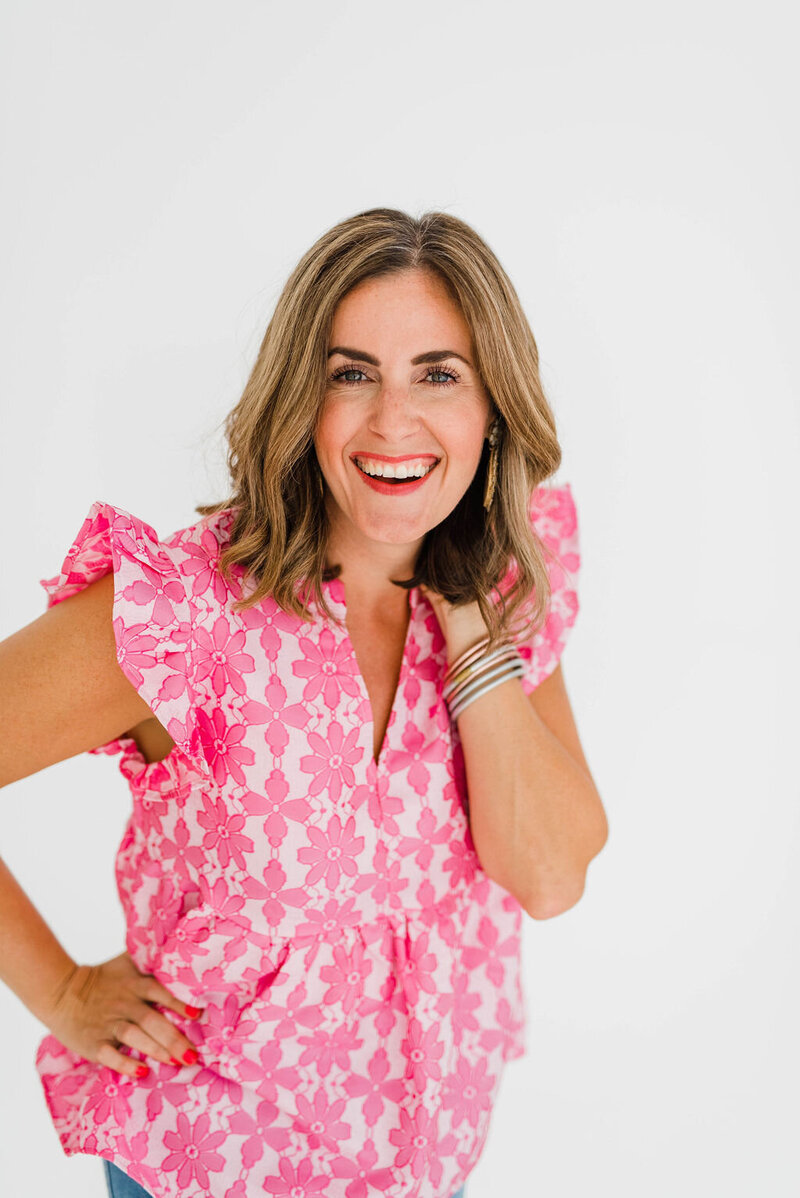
[327,346,473,368]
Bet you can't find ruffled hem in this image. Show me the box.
[34,885,525,1198]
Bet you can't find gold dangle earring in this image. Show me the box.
[483,418,501,510]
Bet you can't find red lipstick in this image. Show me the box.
[350,453,440,464]
[351,455,440,496]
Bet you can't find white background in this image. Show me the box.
[1,2,798,1195]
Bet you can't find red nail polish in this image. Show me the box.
[185,1005,202,1019]
[183,1048,198,1065]
[170,1057,182,1066]
[135,1064,149,1078]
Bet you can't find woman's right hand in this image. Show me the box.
[46,951,203,1079]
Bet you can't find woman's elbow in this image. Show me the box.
[524,808,609,920]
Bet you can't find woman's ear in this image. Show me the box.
[484,399,500,439]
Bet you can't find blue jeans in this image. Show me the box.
[103,1159,467,1197]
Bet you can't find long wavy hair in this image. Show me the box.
[197,207,563,645]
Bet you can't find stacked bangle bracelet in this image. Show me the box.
[442,634,526,721]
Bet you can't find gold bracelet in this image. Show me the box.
[443,636,492,687]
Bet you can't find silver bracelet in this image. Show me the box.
[449,655,525,721]
[442,642,521,704]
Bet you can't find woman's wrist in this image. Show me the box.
[419,587,491,665]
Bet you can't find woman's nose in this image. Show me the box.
[367,386,422,439]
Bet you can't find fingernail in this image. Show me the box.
[185,1005,202,1019]
[135,1064,149,1078]
[183,1048,198,1065]
[169,1057,182,1067]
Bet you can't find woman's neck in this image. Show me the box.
[324,521,422,614]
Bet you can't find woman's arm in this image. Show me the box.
[0,577,201,1075]
[422,590,608,919]
[0,573,154,787]
[0,854,83,1026]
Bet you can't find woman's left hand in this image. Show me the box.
[418,586,491,665]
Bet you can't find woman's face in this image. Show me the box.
[314,268,494,559]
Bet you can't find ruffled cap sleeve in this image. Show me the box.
[515,482,581,694]
[39,500,209,775]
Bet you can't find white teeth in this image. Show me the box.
[355,458,436,480]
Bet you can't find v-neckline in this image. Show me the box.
[323,576,419,770]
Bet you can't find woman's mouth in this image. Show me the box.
[351,455,440,496]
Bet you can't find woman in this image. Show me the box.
[0,207,608,1198]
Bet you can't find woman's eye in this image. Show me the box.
[328,363,460,387]
[333,368,368,384]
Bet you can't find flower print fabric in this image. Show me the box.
[34,483,580,1198]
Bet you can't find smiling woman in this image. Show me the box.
[314,268,495,586]
[196,207,565,649]
[1,207,606,1198]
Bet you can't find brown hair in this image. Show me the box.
[197,207,563,645]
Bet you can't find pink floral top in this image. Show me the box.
[34,483,580,1198]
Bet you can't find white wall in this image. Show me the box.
[1,1,797,1195]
